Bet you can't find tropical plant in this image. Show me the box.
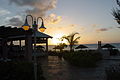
[112,0,120,27]
[62,32,80,52]
[53,43,67,52]
[63,50,102,67]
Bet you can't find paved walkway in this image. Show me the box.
[38,56,120,80]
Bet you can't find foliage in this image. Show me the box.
[0,61,45,80]
[112,0,120,25]
[63,50,102,68]
[62,32,80,52]
[53,43,67,52]
[105,64,120,80]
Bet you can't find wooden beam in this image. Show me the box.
[46,38,48,52]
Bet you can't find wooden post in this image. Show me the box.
[25,35,32,62]
[2,38,8,58]
[46,38,48,52]
[19,40,21,50]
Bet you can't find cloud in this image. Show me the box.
[45,13,62,24]
[96,28,109,32]
[91,24,100,28]
[118,27,120,28]
[0,8,10,16]
[6,15,23,27]
[9,0,57,17]
[45,24,79,35]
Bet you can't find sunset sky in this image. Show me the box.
[0,0,120,45]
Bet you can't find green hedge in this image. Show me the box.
[0,61,45,80]
[63,50,102,68]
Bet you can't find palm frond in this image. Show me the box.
[112,8,120,24]
[116,0,120,7]
[74,36,80,42]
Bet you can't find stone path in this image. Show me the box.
[38,56,120,80]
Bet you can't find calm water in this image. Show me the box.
[43,43,120,51]
[38,56,120,80]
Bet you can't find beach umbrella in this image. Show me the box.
[75,45,88,49]
[36,45,44,49]
[53,46,60,49]
[101,44,115,49]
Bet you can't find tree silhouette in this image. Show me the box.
[53,43,67,52]
[112,0,120,27]
[62,32,80,52]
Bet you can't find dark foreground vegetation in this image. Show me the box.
[63,50,102,68]
[105,64,120,80]
[0,61,45,80]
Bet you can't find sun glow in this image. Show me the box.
[52,33,67,45]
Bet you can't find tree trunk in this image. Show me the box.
[70,45,74,52]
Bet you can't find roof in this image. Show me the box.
[75,45,88,49]
[0,26,52,40]
[34,31,52,38]
[101,44,116,49]
[8,31,52,40]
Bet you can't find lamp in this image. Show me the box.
[22,18,31,30]
[39,21,46,32]
[22,15,46,80]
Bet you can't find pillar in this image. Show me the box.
[98,41,101,50]
[25,35,32,62]
[2,38,8,58]
[19,40,21,50]
[46,38,48,52]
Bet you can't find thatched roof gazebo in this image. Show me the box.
[75,44,88,50]
[0,26,52,61]
[101,44,116,49]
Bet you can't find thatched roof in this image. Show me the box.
[0,26,52,41]
[101,44,116,49]
[75,45,88,49]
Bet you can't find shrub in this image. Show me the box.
[63,50,102,68]
[0,61,45,80]
[105,64,120,80]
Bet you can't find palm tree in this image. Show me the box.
[53,43,67,52]
[62,32,80,52]
[112,0,120,26]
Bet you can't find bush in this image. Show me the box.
[0,61,46,80]
[105,64,120,80]
[63,50,102,68]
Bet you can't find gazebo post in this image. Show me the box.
[46,38,48,52]
[25,35,32,62]
[10,40,13,45]
[19,40,21,50]
[2,38,8,58]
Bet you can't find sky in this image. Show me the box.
[0,0,120,45]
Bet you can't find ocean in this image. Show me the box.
[43,43,120,51]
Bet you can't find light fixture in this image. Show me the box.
[39,21,46,32]
[22,18,31,30]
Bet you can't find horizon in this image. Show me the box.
[45,42,120,46]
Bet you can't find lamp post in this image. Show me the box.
[22,15,46,80]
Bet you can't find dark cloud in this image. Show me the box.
[118,27,120,28]
[9,0,57,17]
[7,0,61,26]
[9,0,35,6]
[6,16,23,27]
[96,28,109,32]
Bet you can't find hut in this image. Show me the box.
[0,26,52,61]
[75,44,88,50]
